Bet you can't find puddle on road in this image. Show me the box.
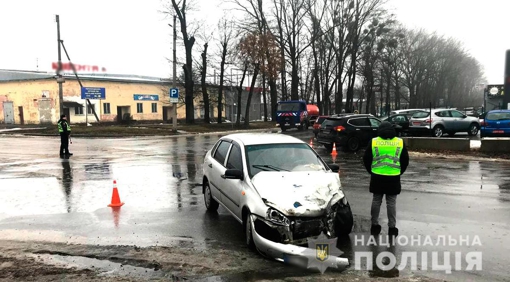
[30,253,167,279]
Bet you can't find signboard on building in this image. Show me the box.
[487,84,504,98]
[134,94,159,101]
[170,88,179,103]
[52,62,107,72]
[81,87,105,99]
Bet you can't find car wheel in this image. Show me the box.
[244,211,256,250]
[334,202,353,236]
[346,137,360,152]
[468,123,479,136]
[433,125,444,137]
[204,181,219,212]
[280,126,286,132]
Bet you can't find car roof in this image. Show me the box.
[488,109,510,113]
[221,133,304,146]
[328,114,374,119]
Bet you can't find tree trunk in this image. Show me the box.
[236,64,248,127]
[183,38,195,124]
[218,42,227,124]
[201,43,210,123]
[269,78,278,121]
[244,64,260,128]
[290,48,299,100]
[262,73,268,122]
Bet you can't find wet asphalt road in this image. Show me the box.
[0,131,509,281]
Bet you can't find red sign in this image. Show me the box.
[52,62,106,72]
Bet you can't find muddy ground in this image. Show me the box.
[0,240,444,282]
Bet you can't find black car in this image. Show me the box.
[317,114,381,152]
[381,114,410,136]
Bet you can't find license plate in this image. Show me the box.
[493,130,504,133]
[413,122,421,126]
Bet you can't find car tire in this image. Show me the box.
[281,126,286,132]
[334,202,354,236]
[433,125,444,137]
[346,137,361,152]
[204,181,219,212]
[468,123,479,136]
[244,211,256,250]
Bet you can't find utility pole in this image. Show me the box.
[172,15,177,131]
[56,15,64,117]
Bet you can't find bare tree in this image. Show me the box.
[216,18,236,124]
[200,42,210,123]
[170,0,197,124]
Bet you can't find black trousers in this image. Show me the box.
[60,133,69,154]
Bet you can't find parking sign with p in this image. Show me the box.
[170,88,179,103]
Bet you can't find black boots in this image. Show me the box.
[371,224,381,236]
[389,227,399,237]
[371,225,398,237]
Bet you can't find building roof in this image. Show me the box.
[222,133,304,146]
[0,69,172,85]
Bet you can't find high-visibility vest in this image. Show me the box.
[371,137,403,176]
[58,120,71,133]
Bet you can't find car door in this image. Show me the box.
[348,117,375,146]
[207,140,232,205]
[221,142,245,218]
[436,110,453,131]
[369,117,382,138]
[449,110,469,131]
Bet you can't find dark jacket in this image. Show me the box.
[58,119,70,135]
[363,121,409,195]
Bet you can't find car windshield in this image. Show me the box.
[245,143,327,178]
[317,117,326,124]
[486,112,510,121]
[277,103,300,111]
[412,111,430,118]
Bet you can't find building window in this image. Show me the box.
[151,103,157,113]
[75,106,83,115]
[87,104,95,114]
[137,103,143,113]
[103,103,111,114]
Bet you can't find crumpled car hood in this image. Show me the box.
[251,171,344,217]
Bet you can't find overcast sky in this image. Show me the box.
[0,0,508,84]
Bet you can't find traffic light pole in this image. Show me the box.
[56,15,64,117]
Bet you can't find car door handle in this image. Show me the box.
[208,163,212,168]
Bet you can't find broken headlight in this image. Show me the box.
[266,208,290,226]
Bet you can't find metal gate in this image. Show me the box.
[3,101,14,124]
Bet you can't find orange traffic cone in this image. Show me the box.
[309,138,314,148]
[108,180,125,207]
[331,143,338,156]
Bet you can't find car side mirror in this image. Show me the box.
[222,169,244,180]
[328,164,340,172]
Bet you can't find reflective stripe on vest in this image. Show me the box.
[371,137,403,176]
[58,121,71,133]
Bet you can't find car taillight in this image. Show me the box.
[425,118,433,124]
[480,120,487,126]
[334,126,345,132]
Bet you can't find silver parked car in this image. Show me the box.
[409,109,480,137]
[202,133,352,264]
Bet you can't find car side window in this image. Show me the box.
[226,143,243,171]
[450,110,464,118]
[395,116,405,122]
[435,111,450,117]
[349,118,370,126]
[213,141,231,166]
[369,118,381,127]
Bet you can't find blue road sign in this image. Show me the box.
[170,88,179,103]
[81,87,105,99]
[133,94,159,101]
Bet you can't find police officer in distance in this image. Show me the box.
[57,114,73,157]
[363,121,409,237]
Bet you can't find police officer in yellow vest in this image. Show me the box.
[57,114,73,157]
[363,121,409,238]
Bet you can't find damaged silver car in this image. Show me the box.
[202,133,353,264]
